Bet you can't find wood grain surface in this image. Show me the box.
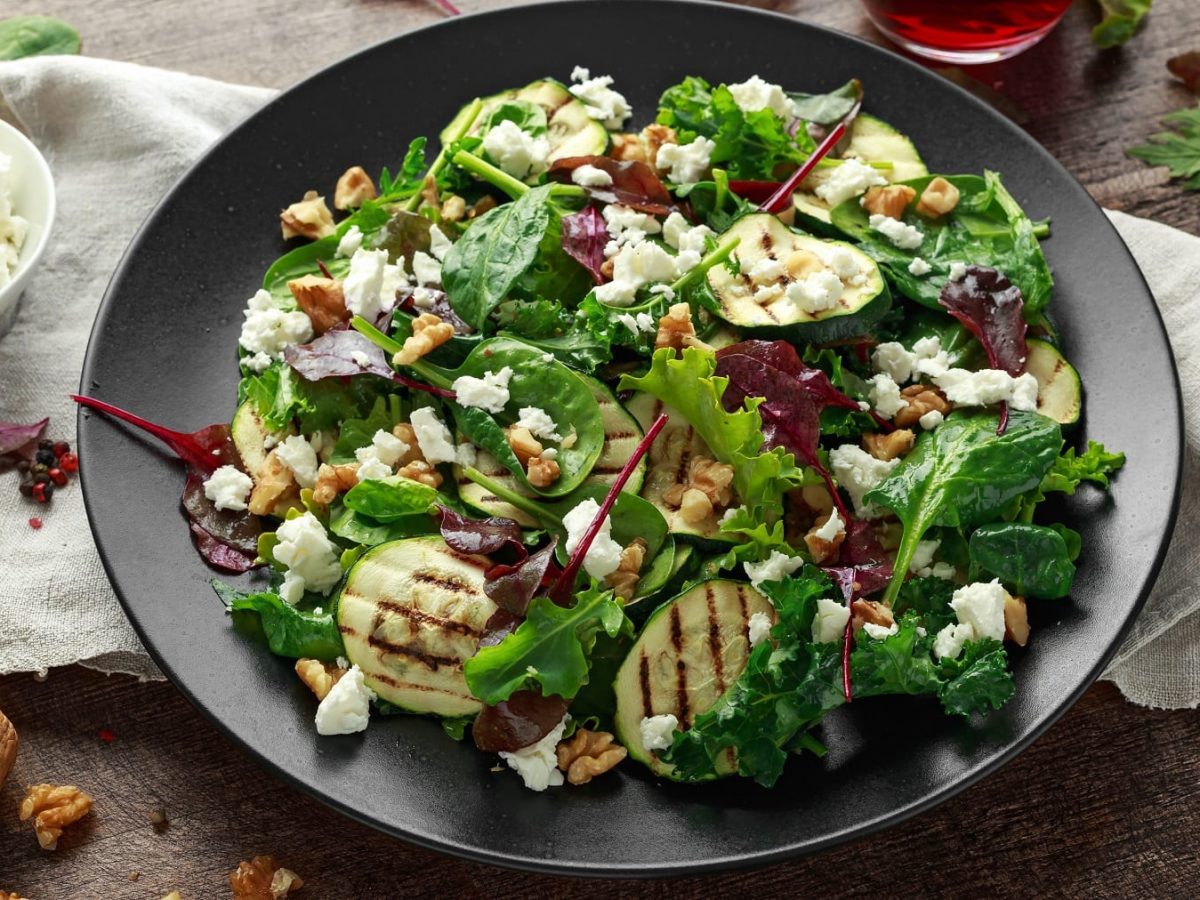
[2,0,1199,896]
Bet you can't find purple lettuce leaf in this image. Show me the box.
[561,205,609,285]
[284,329,395,381]
[546,156,674,215]
[938,265,1028,376]
[472,689,570,753]
[436,505,526,557]
[484,539,561,616]
[182,470,262,573]
[397,287,473,334]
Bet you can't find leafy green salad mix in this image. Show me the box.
[108,69,1127,791]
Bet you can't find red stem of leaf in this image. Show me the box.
[71,394,220,473]
[820,468,850,521]
[842,614,854,704]
[758,122,848,215]
[392,373,457,399]
[316,259,333,279]
[431,0,461,14]
[548,413,668,605]
[997,400,1009,436]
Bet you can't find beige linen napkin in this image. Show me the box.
[0,56,1195,707]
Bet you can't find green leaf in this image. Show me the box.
[329,395,405,464]
[1128,105,1200,190]
[242,363,384,434]
[483,99,548,137]
[440,716,474,741]
[327,501,434,548]
[212,581,343,660]
[850,615,944,699]
[462,585,630,704]
[341,476,438,522]
[378,137,428,200]
[0,16,80,59]
[969,522,1076,598]
[788,79,862,126]
[1092,0,1153,48]
[937,639,1014,717]
[866,410,1062,603]
[1040,440,1126,495]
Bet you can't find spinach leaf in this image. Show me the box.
[212,580,343,660]
[830,171,1054,313]
[0,16,80,59]
[342,476,438,522]
[328,501,434,547]
[240,364,382,434]
[483,99,547,136]
[866,410,1062,603]
[937,639,1014,717]
[462,585,630,704]
[969,522,1076,598]
[788,79,862,126]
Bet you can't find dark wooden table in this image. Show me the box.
[3,1,1198,897]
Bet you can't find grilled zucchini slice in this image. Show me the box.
[613,579,777,779]
[1026,338,1081,425]
[337,536,495,717]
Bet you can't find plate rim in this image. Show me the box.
[76,0,1185,877]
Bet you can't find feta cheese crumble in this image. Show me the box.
[948,261,969,281]
[811,597,851,643]
[571,163,614,188]
[748,256,786,284]
[747,611,773,648]
[743,550,805,589]
[202,465,253,512]
[451,366,514,414]
[813,506,846,542]
[428,224,453,262]
[568,67,632,129]
[603,204,662,248]
[829,444,900,519]
[933,622,975,661]
[515,407,562,441]
[868,214,923,250]
[934,369,1040,411]
[409,407,470,466]
[482,118,550,180]
[562,498,624,580]
[593,240,680,307]
[908,256,932,276]
[500,714,568,791]
[872,341,915,384]
[639,713,679,752]
[275,434,319,489]
[335,225,363,259]
[908,539,940,575]
[814,158,887,207]
[827,245,864,283]
[868,373,909,419]
[0,152,28,287]
[238,289,313,371]
[343,247,408,321]
[614,311,656,334]
[662,211,713,256]
[354,429,410,482]
[949,580,1009,642]
[726,75,792,118]
[411,250,442,287]
[655,136,716,184]
[785,269,843,314]
[314,664,375,735]
[274,511,342,604]
[863,622,899,640]
[919,409,944,430]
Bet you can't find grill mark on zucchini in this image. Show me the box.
[366,632,460,671]
[669,604,691,726]
[411,571,483,596]
[370,596,484,638]
[638,653,653,720]
[704,582,727,694]
[368,669,473,699]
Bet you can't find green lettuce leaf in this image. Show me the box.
[1040,440,1127,494]
[1092,0,1153,48]
[341,476,438,523]
[212,580,343,661]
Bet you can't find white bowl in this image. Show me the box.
[0,117,56,337]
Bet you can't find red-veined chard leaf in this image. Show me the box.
[472,689,570,753]
[436,505,526,557]
[561,204,608,284]
[484,539,561,616]
[546,156,674,215]
[284,328,396,381]
[938,265,1028,376]
[0,416,49,462]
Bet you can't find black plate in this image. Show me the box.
[78,0,1182,877]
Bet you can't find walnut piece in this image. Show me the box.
[391,423,424,466]
[526,455,561,488]
[555,729,627,785]
[804,511,847,565]
[916,176,961,218]
[469,195,498,219]
[863,429,915,462]
[280,190,335,241]
[0,709,16,791]
[677,487,713,525]
[19,784,94,850]
[851,599,895,632]
[1005,594,1031,647]
[312,462,360,506]
[396,459,444,489]
[599,256,616,280]
[893,384,952,429]
[610,123,678,165]
[394,313,454,366]
[287,275,348,336]
[334,165,377,211]
[605,538,647,600]
[295,659,344,701]
[1,893,30,900]
[248,450,301,517]
[862,184,917,220]
[440,194,467,222]
[689,457,735,508]
[506,426,543,465]
[655,302,712,354]
[230,856,303,899]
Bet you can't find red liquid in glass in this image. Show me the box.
[860,0,1073,59]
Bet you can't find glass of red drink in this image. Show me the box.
[858,0,1074,63]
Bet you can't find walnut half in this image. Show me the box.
[295,658,344,701]
[280,190,335,241]
[230,856,304,899]
[394,313,454,366]
[556,729,627,785]
[19,784,94,850]
[0,708,16,790]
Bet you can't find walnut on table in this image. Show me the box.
[0,708,16,790]
[230,856,304,899]
[556,729,627,785]
[19,783,94,850]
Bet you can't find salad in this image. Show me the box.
[80,69,1126,792]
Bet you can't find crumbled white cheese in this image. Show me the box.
[868,373,909,419]
[827,245,863,283]
[929,561,957,580]
[451,366,514,414]
[868,214,923,250]
[811,597,851,643]
[908,256,932,277]
[594,240,679,307]
[655,136,716,184]
[500,714,568,791]
[752,283,785,306]
[355,429,409,482]
[355,455,392,482]
[350,350,372,369]
[275,434,319,489]
[747,611,773,648]
[482,118,550,180]
[274,511,342,603]
[814,158,887,207]
[908,539,939,574]
[863,622,900,640]
[603,204,662,247]
[662,212,713,255]
[934,369,1040,411]
[202,465,253,512]
[829,444,900,519]
[814,506,845,542]
[411,250,442,288]
[639,713,679,752]
[541,448,558,461]
[743,550,805,589]
[919,409,944,430]
[950,579,1009,641]
[562,498,624,580]
[568,68,631,129]
[912,336,951,379]
[408,407,461,466]
[785,269,843,314]
[748,256,786,285]
[933,622,975,661]
[335,225,363,259]
[342,248,390,320]
[314,664,375,735]
[726,75,792,118]
[238,289,313,365]
[614,311,657,334]
[515,407,562,442]
[0,152,28,287]
[948,261,969,281]
[428,224,453,262]
[872,342,915,384]
[571,163,614,188]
